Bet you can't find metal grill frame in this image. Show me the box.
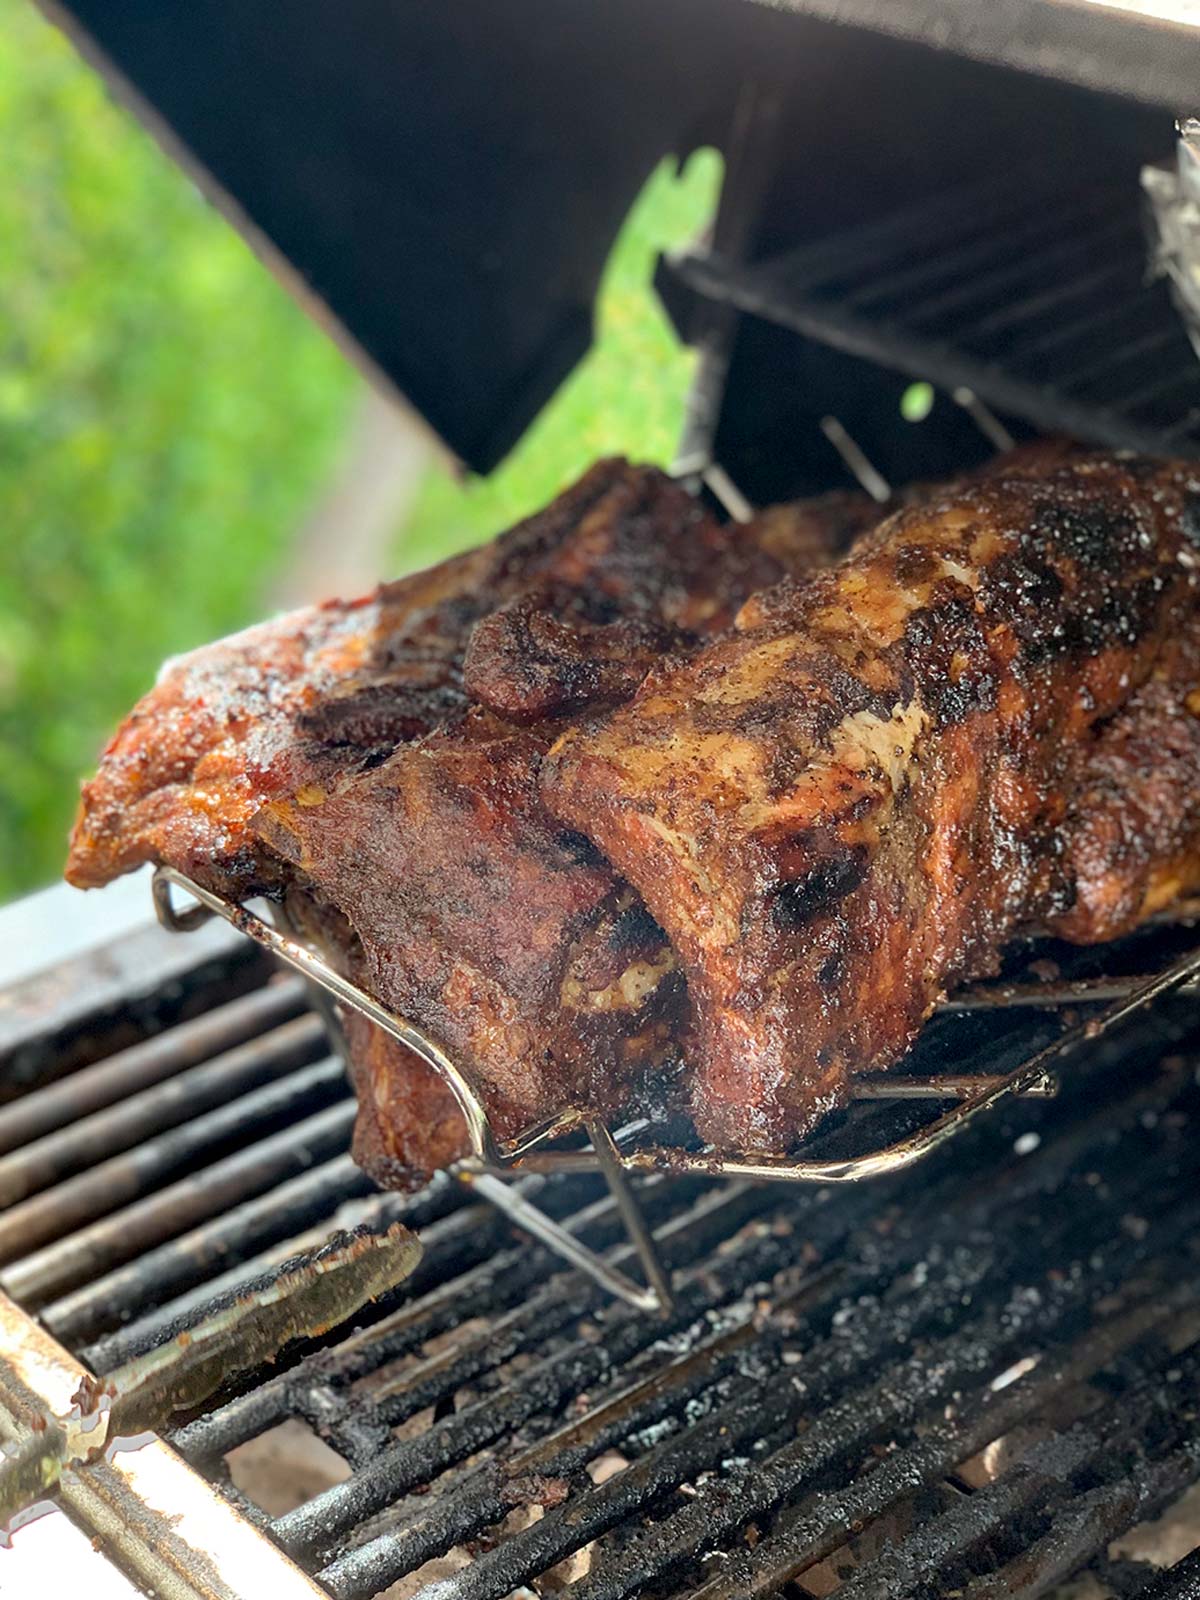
[0,1287,325,1599]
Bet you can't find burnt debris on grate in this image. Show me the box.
[663,165,1200,459]
[1,921,1200,1596]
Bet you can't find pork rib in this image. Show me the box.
[247,481,878,1160]
[66,461,875,1182]
[542,454,1200,1154]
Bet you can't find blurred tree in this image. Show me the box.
[0,0,358,895]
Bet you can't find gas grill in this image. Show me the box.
[7,0,1200,1595]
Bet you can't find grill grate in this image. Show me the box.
[2,918,1200,1597]
[664,168,1200,458]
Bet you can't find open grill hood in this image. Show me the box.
[9,7,1200,1592]
[37,0,1200,474]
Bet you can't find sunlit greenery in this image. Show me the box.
[1,1,358,895]
[1,0,718,899]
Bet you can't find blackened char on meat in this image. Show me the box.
[66,461,875,1183]
[542,454,1200,1154]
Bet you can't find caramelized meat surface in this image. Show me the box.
[73,445,1200,1177]
[67,461,868,897]
[1056,618,1200,941]
[66,460,873,1183]
[543,455,1200,1153]
[250,482,876,1153]
[256,714,683,1143]
[65,461,693,896]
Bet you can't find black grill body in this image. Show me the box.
[37,0,1200,480]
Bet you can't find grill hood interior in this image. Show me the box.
[36,0,1200,474]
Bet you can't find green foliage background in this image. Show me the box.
[0,1,356,897]
[0,0,717,900]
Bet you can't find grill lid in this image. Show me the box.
[36,0,1200,474]
[755,0,1200,108]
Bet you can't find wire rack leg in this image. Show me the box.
[585,1119,674,1316]
[462,1166,672,1317]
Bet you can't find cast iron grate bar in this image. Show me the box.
[681,1287,1200,1600]
[0,977,308,1159]
[0,1063,352,1306]
[664,170,1200,456]
[170,1046,1180,1498]
[306,1118,1200,1600]
[162,1036,1200,1587]
[0,1010,328,1212]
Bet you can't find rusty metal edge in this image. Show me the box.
[0,1288,327,1600]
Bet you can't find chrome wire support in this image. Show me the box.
[152,866,1200,1312]
[152,867,675,1315]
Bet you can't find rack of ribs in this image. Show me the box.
[543,453,1200,1154]
[66,460,878,1184]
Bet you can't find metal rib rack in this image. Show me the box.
[146,866,1200,1317]
[663,168,1200,457]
